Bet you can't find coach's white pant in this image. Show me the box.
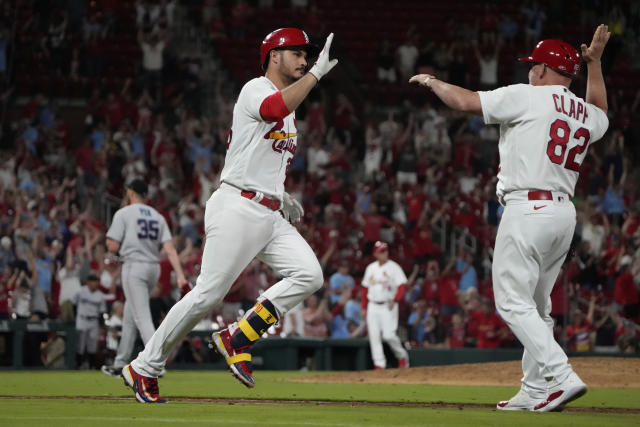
[367,301,408,368]
[493,192,575,397]
[114,262,160,368]
[132,184,323,377]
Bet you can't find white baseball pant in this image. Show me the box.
[492,191,575,396]
[132,184,323,376]
[366,301,408,368]
[113,262,160,368]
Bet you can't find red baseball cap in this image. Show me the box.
[373,241,388,253]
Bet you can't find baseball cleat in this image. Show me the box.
[497,388,545,411]
[398,358,409,368]
[101,364,122,377]
[104,364,165,378]
[121,364,167,403]
[533,372,587,412]
[212,328,255,388]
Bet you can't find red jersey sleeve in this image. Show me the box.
[259,91,290,122]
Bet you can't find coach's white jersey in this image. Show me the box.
[106,203,172,263]
[221,77,297,199]
[479,84,609,200]
[362,260,407,303]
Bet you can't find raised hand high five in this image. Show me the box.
[581,24,611,63]
[309,33,338,81]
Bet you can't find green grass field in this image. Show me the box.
[1,370,638,426]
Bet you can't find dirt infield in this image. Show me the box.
[2,396,639,414]
[295,357,640,388]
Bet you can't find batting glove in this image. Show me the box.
[281,192,304,223]
[309,33,338,81]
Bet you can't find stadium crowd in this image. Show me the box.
[0,0,638,368]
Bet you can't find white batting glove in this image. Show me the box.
[309,33,338,81]
[281,192,304,223]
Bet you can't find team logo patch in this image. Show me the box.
[264,119,297,141]
[264,119,297,154]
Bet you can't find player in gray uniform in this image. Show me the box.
[101,179,187,377]
[73,274,114,368]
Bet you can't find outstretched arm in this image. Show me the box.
[409,74,482,115]
[581,24,611,113]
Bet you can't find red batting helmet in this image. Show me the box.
[260,28,319,69]
[518,39,581,77]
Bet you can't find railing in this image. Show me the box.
[432,216,477,259]
[2,324,630,371]
[100,193,122,226]
[0,319,77,369]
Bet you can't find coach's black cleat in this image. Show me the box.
[101,365,121,377]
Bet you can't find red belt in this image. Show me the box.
[528,190,553,201]
[241,191,281,211]
[527,190,571,201]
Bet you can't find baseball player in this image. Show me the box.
[410,25,610,412]
[101,179,187,377]
[73,274,114,369]
[361,241,410,369]
[122,28,338,403]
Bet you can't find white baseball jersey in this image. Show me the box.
[362,260,407,303]
[221,77,297,199]
[106,203,172,263]
[479,84,609,200]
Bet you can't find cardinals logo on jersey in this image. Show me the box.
[371,271,391,287]
[265,118,297,155]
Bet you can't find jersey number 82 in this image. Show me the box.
[546,119,590,172]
